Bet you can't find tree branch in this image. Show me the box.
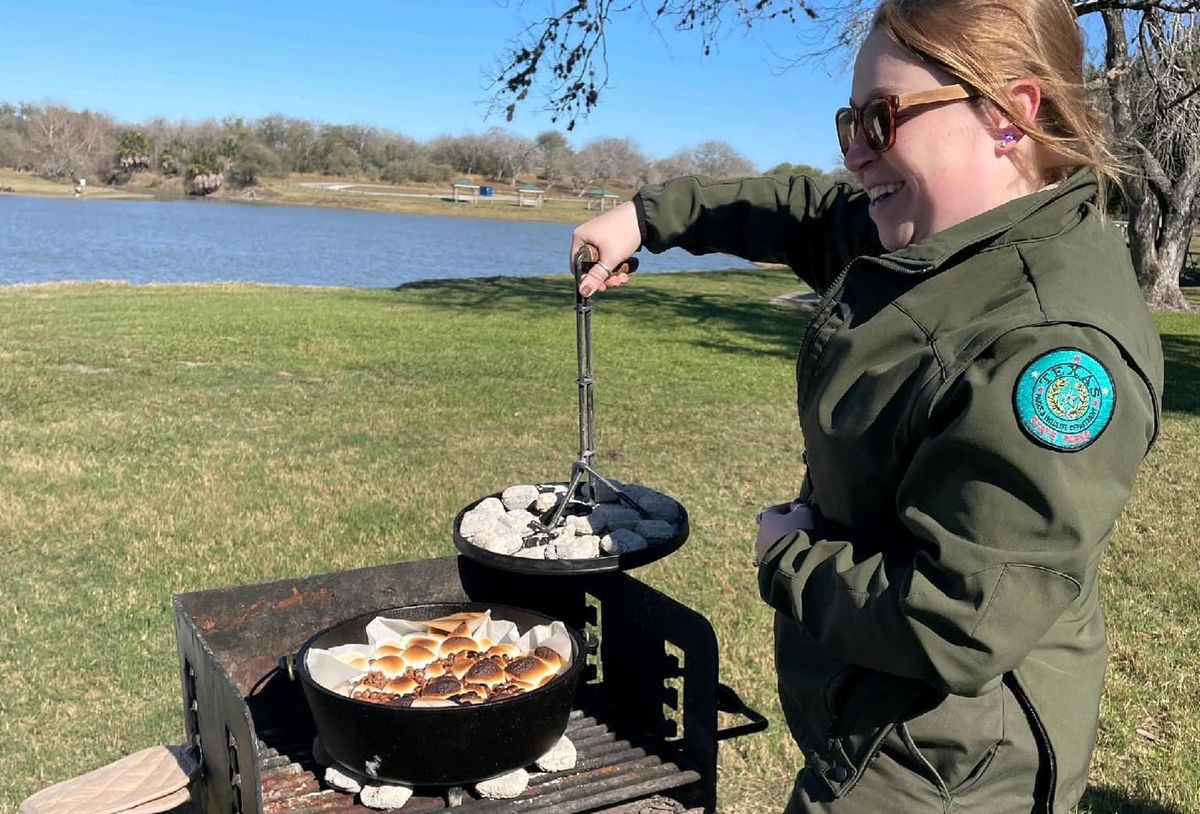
[490,0,814,129]
[1073,0,1199,16]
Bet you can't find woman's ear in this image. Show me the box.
[989,77,1042,155]
[1005,77,1042,128]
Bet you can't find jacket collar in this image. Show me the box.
[872,168,1099,272]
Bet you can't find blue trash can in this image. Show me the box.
[480,186,493,197]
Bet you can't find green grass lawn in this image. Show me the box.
[1,272,1197,814]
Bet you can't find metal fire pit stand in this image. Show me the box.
[174,556,764,814]
[541,246,644,532]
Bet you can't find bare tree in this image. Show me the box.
[24,104,113,180]
[570,137,649,189]
[1099,9,1200,309]
[646,150,702,184]
[485,127,540,185]
[493,0,1200,310]
[429,134,493,175]
[692,140,758,176]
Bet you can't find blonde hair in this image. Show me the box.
[873,0,1120,202]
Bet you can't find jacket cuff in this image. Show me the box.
[757,530,809,617]
[632,193,648,249]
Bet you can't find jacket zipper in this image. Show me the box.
[795,262,853,402]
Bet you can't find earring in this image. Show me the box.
[1002,131,1018,146]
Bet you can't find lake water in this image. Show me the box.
[0,196,754,288]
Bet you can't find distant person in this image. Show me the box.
[567,0,1163,810]
[73,176,86,197]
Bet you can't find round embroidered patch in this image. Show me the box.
[1013,348,1115,451]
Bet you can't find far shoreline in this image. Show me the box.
[0,169,613,226]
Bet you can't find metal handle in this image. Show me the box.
[573,244,638,284]
[537,244,642,529]
[715,682,769,741]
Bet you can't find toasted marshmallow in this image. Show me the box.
[421,675,464,700]
[335,652,370,671]
[383,675,420,695]
[506,655,556,686]
[463,658,507,689]
[449,654,480,679]
[371,641,406,658]
[485,643,522,660]
[532,646,565,672]
[440,636,478,657]
[401,634,443,652]
[421,660,449,679]
[370,654,409,679]
[401,645,439,669]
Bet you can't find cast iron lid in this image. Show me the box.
[452,484,689,576]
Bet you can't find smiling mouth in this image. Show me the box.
[867,181,904,207]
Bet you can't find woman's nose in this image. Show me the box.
[843,131,873,173]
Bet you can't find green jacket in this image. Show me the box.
[636,170,1163,812]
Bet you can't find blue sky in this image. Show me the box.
[0,1,854,171]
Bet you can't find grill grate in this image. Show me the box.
[255,708,701,814]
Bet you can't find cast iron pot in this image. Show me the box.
[294,602,585,786]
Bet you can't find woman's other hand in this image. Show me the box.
[571,201,641,297]
[754,501,815,566]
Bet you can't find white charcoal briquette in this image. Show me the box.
[501,485,539,511]
[555,534,600,559]
[564,513,601,535]
[505,509,539,537]
[460,498,506,537]
[534,735,578,772]
[475,768,530,799]
[359,782,414,809]
[514,545,549,559]
[323,765,363,793]
[535,492,560,513]
[474,525,524,555]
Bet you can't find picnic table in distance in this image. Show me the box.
[451,179,480,203]
[518,183,545,208]
[585,188,619,211]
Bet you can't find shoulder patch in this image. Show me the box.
[1013,348,1115,452]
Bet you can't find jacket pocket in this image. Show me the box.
[886,683,1007,797]
[819,668,939,797]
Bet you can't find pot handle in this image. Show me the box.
[279,653,297,682]
[715,682,769,741]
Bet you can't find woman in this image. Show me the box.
[570,0,1164,811]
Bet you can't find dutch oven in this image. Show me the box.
[292,601,585,786]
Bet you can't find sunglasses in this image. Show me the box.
[835,84,978,154]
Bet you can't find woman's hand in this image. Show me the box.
[754,501,815,566]
[571,201,641,297]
